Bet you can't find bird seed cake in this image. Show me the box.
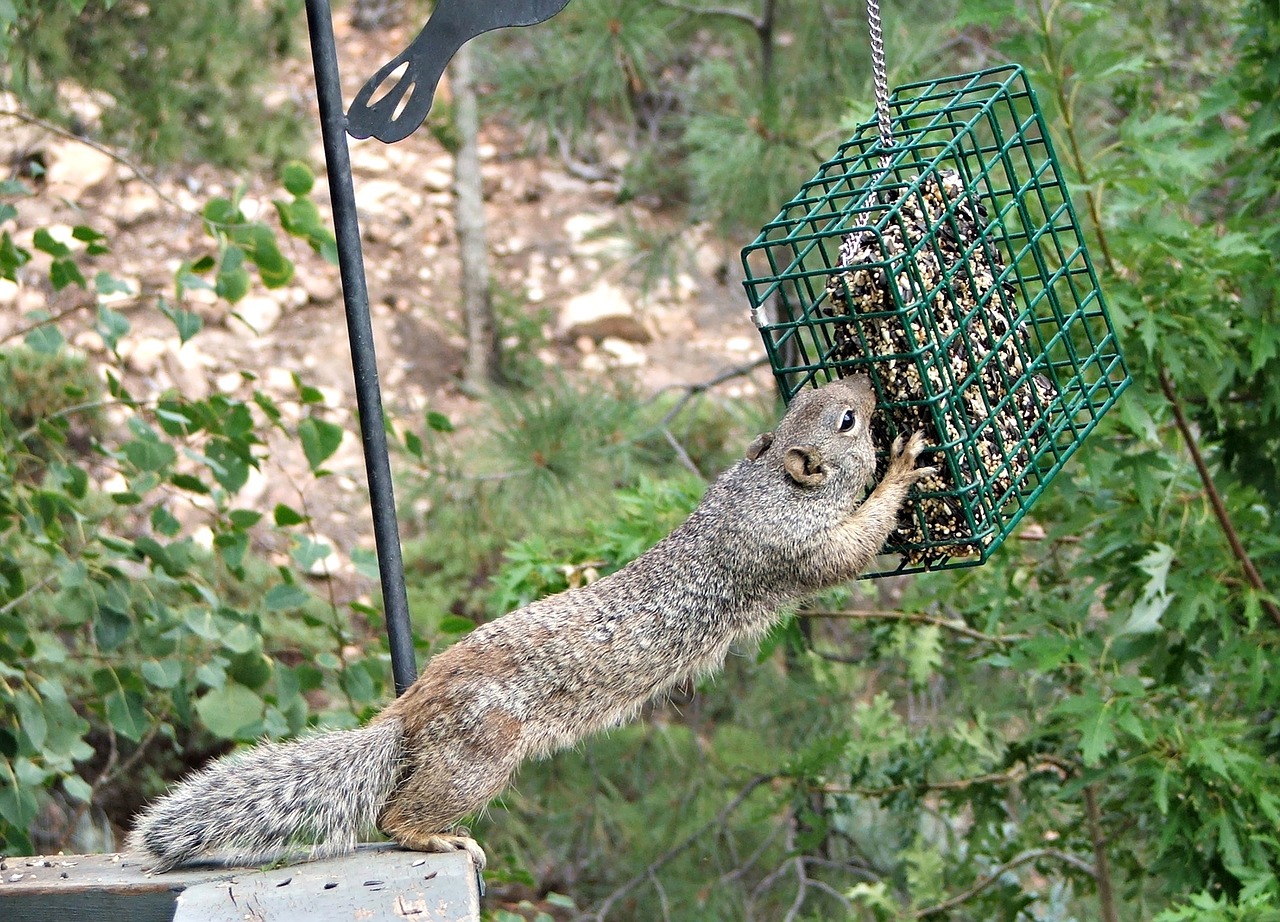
[822,169,1057,562]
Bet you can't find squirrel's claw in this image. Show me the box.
[887,430,934,484]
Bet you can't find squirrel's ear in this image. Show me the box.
[783,445,827,487]
[745,431,774,460]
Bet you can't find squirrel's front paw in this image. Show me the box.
[887,431,936,485]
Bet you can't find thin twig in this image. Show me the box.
[799,607,1029,644]
[0,108,196,219]
[660,427,702,478]
[1,299,98,346]
[781,857,807,922]
[820,760,1064,799]
[650,357,771,429]
[1159,367,1280,628]
[654,0,764,28]
[0,572,57,616]
[588,774,775,921]
[913,848,1096,917]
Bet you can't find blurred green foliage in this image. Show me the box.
[0,0,306,165]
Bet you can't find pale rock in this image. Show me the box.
[575,335,596,354]
[316,385,344,409]
[264,366,296,393]
[184,286,220,306]
[600,336,647,367]
[192,526,215,551]
[538,169,590,196]
[559,281,651,343]
[238,464,269,507]
[0,279,18,306]
[169,344,211,399]
[303,534,349,578]
[72,330,105,354]
[725,335,755,354]
[354,179,406,218]
[283,286,308,309]
[301,270,341,304]
[580,352,608,374]
[477,143,498,161]
[237,196,264,221]
[351,144,393,175]
[44,140,116,200]
[421,167,453,193]
[124,336,168,375]
[564,211,612,243]
[229,295,283,334]
[216,371,244,394]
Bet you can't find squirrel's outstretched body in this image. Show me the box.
[131,377,933,871]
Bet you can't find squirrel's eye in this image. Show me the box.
[839,408,857,432]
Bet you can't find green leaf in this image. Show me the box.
[281,160,315,196]
[221,622,260,655]
[273,503,307,526]
[264,583,311,611]
[94,271,132,296]
[216,263,251,303]
[105,689,148,741]
[0,773,40,828]
[24,322,65,355]
[426,410,454,432]
[14,692,47,752]
[94,606,133,652]
[33,227,71,257]
[95,304,131,351]
[150,504,181,536]
[141,658,182,689]
[159,298,203,344]
[50,258,87,291]
[195,682,264,740]
[203,197,242,227]
[229,509,263,529]
[298,417,344,472]
[439,615,477,636]
[62,775,93,803]
[122,436,177,473]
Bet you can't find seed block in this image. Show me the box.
[740,65,1130,576]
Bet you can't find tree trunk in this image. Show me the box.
[452,42,501,387]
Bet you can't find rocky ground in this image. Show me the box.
[0,9,777,587]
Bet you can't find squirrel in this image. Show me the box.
[129,375,934,873]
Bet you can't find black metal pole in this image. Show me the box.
[304,0,418,695]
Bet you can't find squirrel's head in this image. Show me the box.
[745,376,878,493]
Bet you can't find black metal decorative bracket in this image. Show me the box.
[302,0,572,695]
[349,0,572,142]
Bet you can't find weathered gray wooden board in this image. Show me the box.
[0,844,479,922]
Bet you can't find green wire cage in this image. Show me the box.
[741,64,1131,576]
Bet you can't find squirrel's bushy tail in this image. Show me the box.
[129,718,404,871]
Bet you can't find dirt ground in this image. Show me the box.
[0,7,779,591]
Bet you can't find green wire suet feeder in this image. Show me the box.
[741,59,1130,576]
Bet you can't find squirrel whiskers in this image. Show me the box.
[130,376,933,872]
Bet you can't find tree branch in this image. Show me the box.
[588,774,775,921]
[0,108,195,219]
[799,607,1029,644]
[654,0,763,29]
[1159,367,1280,629]
[913,848,1097,918]
[1083,784,1120,922]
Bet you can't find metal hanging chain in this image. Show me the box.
[866,0,893,163]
